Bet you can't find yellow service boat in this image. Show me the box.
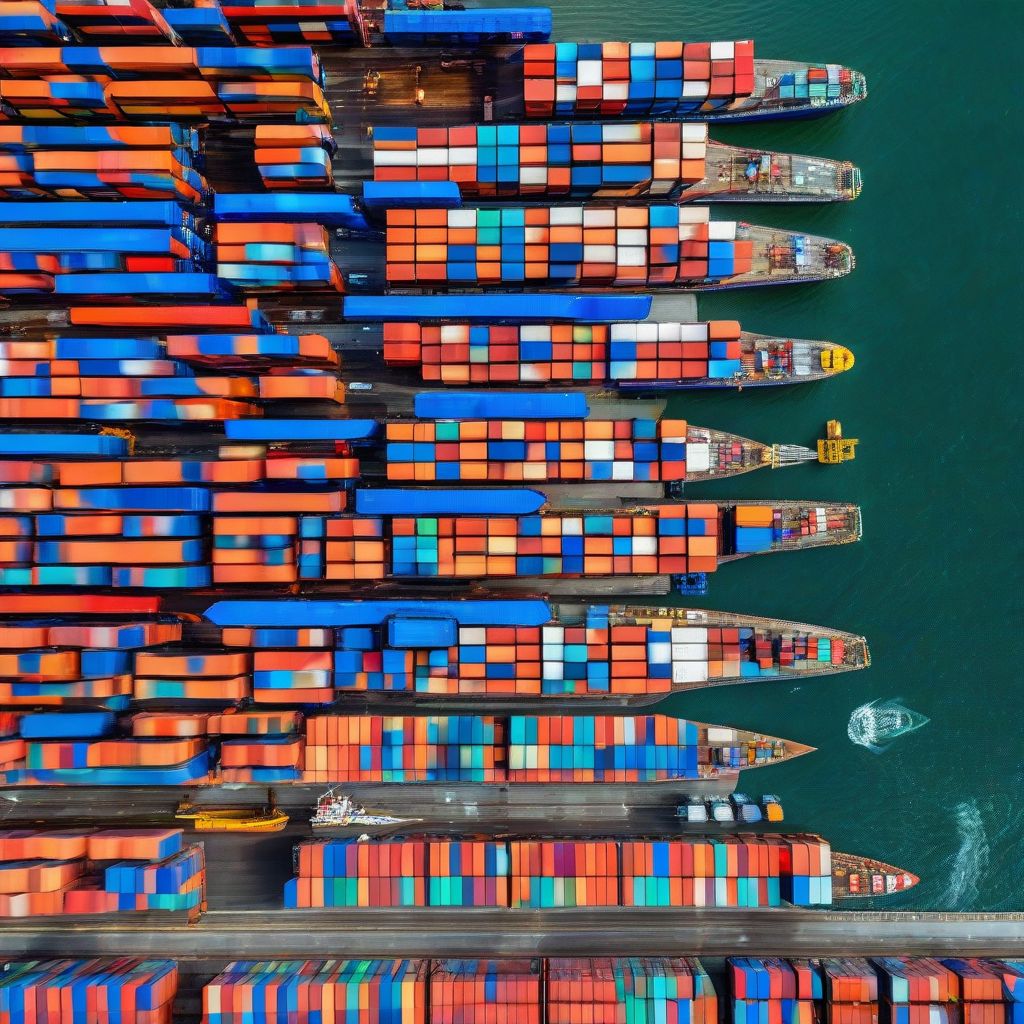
[175,802,289,833]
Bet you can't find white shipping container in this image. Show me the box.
[679,323,709,341]
[519,167,547,185]
[677,206,710,224]
[519,325,551,341]
[550,207,583,225]
[636,323,659,342]
[682,123,708,143]
[708,221,737,241]
[576,60,603,86]
[583,440,615,460]
[682,80,710,99]
[602,123,643,142]
[616,247,647,267]
[707,726,739,743]
[440,324,466,342]
[555,84,577,103]
[374,150,416,167]
[583,244,616,262]
[631,536,657,556]
[673,643,709,661]
[617,228,648,247]
[709,41,735,60]
[672,661,709,684]
[447,209,477,228]
[611,461,634,481]
[416,148,448,167]
[447,147,477,164]
[610,323,638,341]
[657,322,681,341]
[602,83,629,100]
[672,626,708,642]
[459,627,485,645]
[687,443,711,472]
[583,208,616,227]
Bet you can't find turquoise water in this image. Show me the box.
[511,0,1023,910]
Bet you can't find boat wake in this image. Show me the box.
[947,800,989,909]
[847,697,929,752]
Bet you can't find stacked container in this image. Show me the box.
[429,959,542,1023]
[822,960,879,1024]
[253,124,335,188]
[874,958,959,1024]
[0,124,205,202]
[202,959,429,1024]
[0,46,329,122]
[943,960,1011,1024]
[381,319,813,390]
[373,122,709,198]
[548,957,717,1024]
[0,958,179,1024]
[385,205,752,287]
[285,838,428,908]
[0,827,204,918]
[730,957,823,1024]
[508,839,619,908]
[286,835,840,910]
[520,41,756,118]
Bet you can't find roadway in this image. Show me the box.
[5,909,1024,959]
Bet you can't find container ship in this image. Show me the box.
[0,297,855,398]
[1,392,824,490]
[0,710,812,787]
[0,595,868,713]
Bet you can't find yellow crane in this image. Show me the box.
[817,420,859,464]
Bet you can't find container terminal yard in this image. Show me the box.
[0,0,1021,1017]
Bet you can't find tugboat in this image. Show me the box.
[175,791,289,833]
[310,788,423,829]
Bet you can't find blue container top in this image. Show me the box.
[203,598,553,628]
[19,711,116,739]
[362,181,462,208]
[213,193,367,229]
[0,200,187,226]
[343,293,652,323]
[413,391,589,420]
[225,419,378,442]
[354,487,545,516]
[0,434,129,457]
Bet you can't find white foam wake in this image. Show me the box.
[847,697,930,752]
[947,799,989,909]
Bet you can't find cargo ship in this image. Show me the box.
[284,832,913,909]
[0,711,813,787]
[0,597,869,750]
[0,297,855,400]
[1,393,824,491]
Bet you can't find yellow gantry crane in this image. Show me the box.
[817,419,859,464]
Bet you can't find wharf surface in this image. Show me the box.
[4,910,1023,959]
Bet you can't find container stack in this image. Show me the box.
[1002,964,1024,1023]
[874,958,959,1024]
[508,839,619,907]
[254,124,335,189]
[547,957,717,1024]
[0,958,179,1024]
[285,838,429,908]
[381,318,817,390]
[0,827,205,918]
[284,835,839,911]
[942,959,1006,1024]
[729,957,823,1024]
[202,959,429,1024]
[372,122,709,198]
[0,46,331,123]
[385,205,753,287]
[429,959,542,1023]
[822,960,880,1024]
[520,40,757,118]
[0,125,206,202]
